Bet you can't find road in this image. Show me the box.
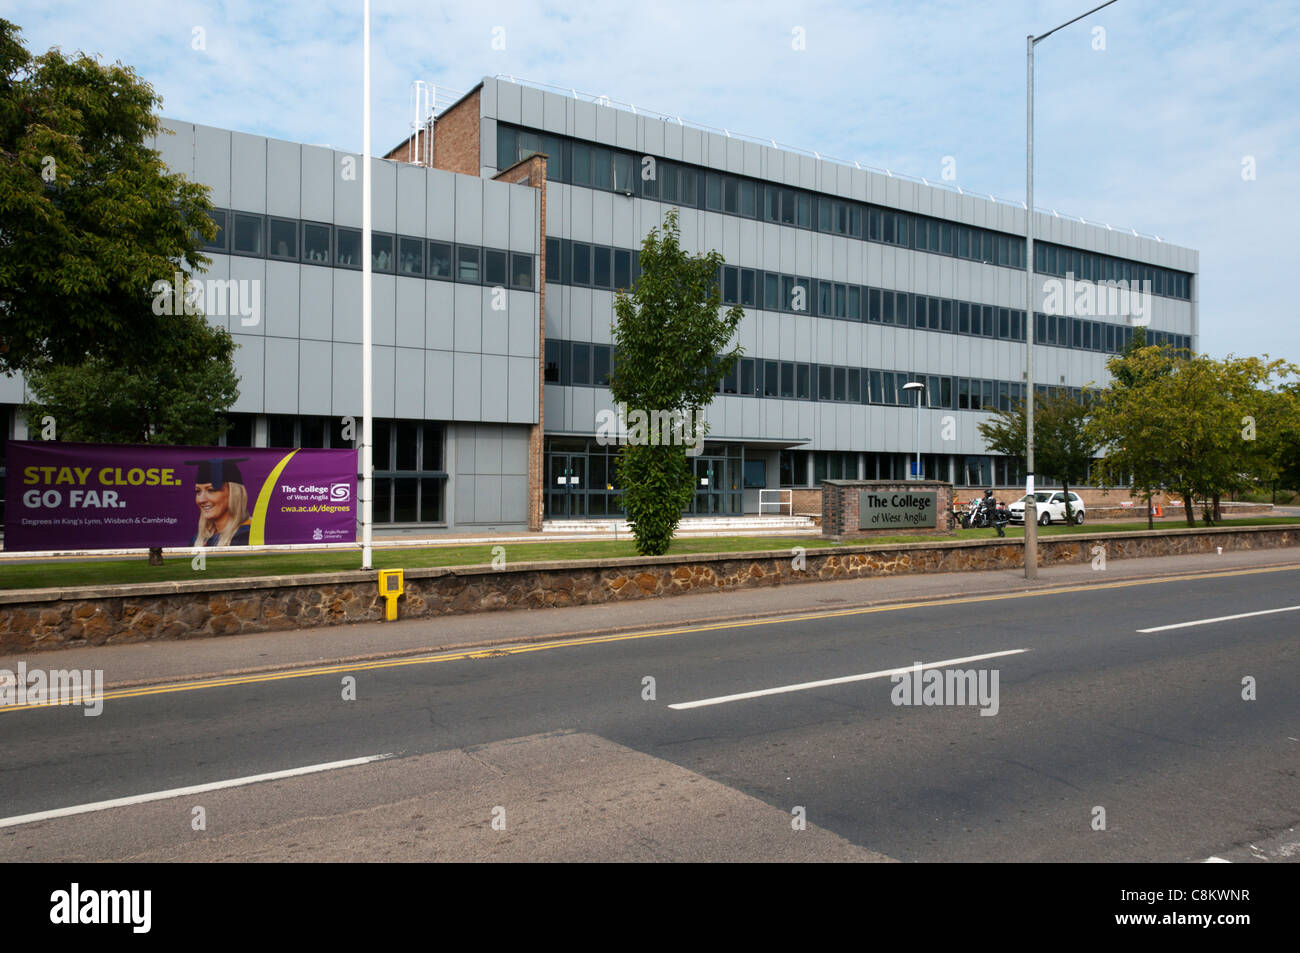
[1,563,1297,862]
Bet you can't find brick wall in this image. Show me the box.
[431,87,481,176]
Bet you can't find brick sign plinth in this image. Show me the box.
[821,480,954,539]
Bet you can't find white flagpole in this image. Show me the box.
[361,0,374,570]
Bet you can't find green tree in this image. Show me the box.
[1089,327,1170,528]
[0,18,217,373]
[1091,345,1297,526]
[609,210,744,555]
[978,388,1099,523]
[23,310,240,444]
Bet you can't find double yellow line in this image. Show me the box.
[3,563,1295,713]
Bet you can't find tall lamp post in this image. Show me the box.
[1024,0,1118,579]
[902,380,927,481]
[360,0,374,570]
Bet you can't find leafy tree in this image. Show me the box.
[978,388,1099,522]
[0,18,217,373]
[1089,327,1171,528]
[1091,345,1297,526]
[23,310,240,444]
[609,210,744,555]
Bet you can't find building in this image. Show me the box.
[1,75,1199,532]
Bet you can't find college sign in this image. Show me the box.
[857,490,938,529]
[4,441,357,552]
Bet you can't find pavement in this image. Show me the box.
[4,544,1298,688]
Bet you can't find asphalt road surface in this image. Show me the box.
[1,564,1297,862]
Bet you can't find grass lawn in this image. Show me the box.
[1,517,1296,592]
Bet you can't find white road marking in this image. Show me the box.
[1137,605,1300,633]
[668,649,1029,710]
[0,753,394,829]
[1203,856,1230,863]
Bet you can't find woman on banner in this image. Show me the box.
[188,458,253,546]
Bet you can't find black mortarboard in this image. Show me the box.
[185,458,249,489]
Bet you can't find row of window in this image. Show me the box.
[1035,243,1190,300]
[201,209,535,290]
[544,236,1191,355]
[498,123,1192,300]
[545,337,1093,412]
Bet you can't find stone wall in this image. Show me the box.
[2,525,1296,654]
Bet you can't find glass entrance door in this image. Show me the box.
[693,457,725,514]
[547,454,587,518]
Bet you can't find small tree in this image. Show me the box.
[978,388,1099,522]
[609,210,744,555]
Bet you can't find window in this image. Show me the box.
[848,368,861,403]
[545,339,561,383]
[678,167,697,206]
[739,181,756,217]
[661,163,678,203]
[335,228,361,268]
[372,234,394,273]
[592,147,612,190]
[484,249,507,286]
[724,266,739,304]
[848,286,860,320]
[780,362,794,398]
[398,237,423,276]
[834,367,846,401]
[614,250,631,290]
[817,365,831,400]
[428,242,452,279]
[740,358,755,395]
[202,209,228,251]
[593,345,611,386]
[303,223,330,264]
[780,188,796,225]
[233,213,263,255]
[456,245,480,282]
[268,218,297,260]
[572,343,590,385]
[612,152,633,193]
[572,143,592,186]
[796,193,812,228]
[868,288,881,322]
[797,364,811,399]
[593,247,611,288]
[510,253,533,290]
[741,269,756,307]
[705,173,722,210]
[572,242,590,285]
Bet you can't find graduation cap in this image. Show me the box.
[185,457,249,489]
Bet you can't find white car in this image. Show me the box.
[1007,491,1086,525]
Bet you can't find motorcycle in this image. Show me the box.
[960,496,1011,536]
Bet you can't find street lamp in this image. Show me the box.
[902,380,927,481]
[360,0,374,570]
[1024,0,1119,579]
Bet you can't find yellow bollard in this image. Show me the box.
[377,569,404,621]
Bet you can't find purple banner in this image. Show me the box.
[4,441,358,552]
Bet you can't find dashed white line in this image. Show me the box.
[0,753,394,829]
[668,649,1029,710]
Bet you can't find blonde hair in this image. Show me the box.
[195,482,250,547]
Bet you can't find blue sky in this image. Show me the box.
[6,0,1298,362]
